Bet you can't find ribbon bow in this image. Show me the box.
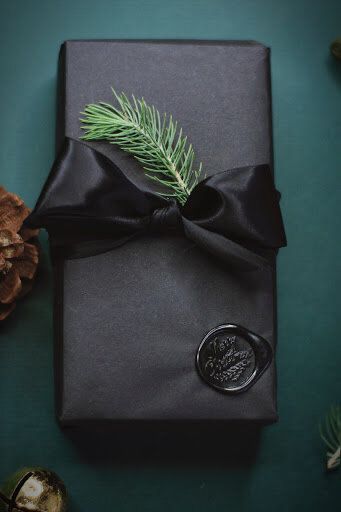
[25,138,286,271]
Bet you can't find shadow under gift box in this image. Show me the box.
[30,40,284,426]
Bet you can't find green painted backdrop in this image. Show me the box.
[0,1,340,510]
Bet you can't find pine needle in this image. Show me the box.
[319,404,341,471]
[80,89,203,205]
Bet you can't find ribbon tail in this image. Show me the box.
[49,234,138,260]
[182,218,271,271]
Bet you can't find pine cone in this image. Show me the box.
[0,186,39,321]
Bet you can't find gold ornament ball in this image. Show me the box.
[0,467,67,512]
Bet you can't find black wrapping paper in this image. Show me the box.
[52,40,280,425]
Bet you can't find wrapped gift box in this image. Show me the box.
[29,40,285,425]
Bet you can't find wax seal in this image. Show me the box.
[196,324,272,394]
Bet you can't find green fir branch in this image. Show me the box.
[319,404,341,471]
[80,89,203,205]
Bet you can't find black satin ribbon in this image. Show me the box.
[25,138,286,271]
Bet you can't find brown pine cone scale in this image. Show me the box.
[0,186,39,320]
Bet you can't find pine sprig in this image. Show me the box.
[320,405,341,471]
[80,89,202,205]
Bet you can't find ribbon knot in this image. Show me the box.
[25,138,286,271]
[149,202,182,232]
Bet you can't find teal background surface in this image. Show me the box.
[0,1,340,510]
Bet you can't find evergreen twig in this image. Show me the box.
[319,404,341,471]
[80,89,202,205]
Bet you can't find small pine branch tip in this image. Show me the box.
[80,89,203,205]
[320,404,341,471]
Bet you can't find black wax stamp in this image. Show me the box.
[196,324,272,394]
